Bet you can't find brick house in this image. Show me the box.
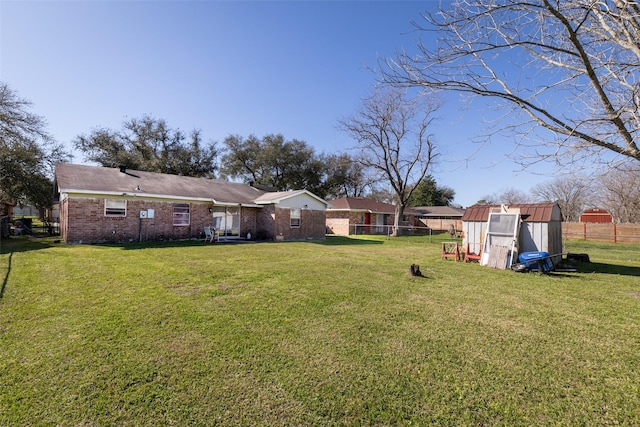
[325,197,418,235]
[54,163,328,244]
[409,205,466,233]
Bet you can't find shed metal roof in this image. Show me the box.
[461,203,562,222]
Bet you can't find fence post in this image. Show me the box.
[583,222,587,240]
[614,223,617,243]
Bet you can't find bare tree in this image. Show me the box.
[598,165,640,222]
[531,176,593,221]
[481,187,534,206]
[382,1,640,172]
[339,87,440,236]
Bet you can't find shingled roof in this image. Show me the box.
[408,206,465,218]
[326,197,396,214]
[55,163,267,205]
[461,203,562,222]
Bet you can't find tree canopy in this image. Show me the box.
[407,175,455,207]
[73,116,218,178]
[0,82,68,210]
[383,0,640,172]
[220,134,370,199]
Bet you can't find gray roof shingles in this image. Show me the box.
[55,163,266,204]
[326,197,396,214]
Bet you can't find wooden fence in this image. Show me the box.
[562,222,640,243]
[423,220,640,243]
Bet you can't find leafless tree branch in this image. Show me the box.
[382,0,640,172]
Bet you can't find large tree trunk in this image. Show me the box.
[393,204,405,237]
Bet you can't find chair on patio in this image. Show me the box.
[204,226,218,243]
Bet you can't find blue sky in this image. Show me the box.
[1,0,556,207]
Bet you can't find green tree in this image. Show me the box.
[407,175,455,207]
[0,82,69,210]
[221,134,329,197]
[73,116,218,178]
[323,153,374,199]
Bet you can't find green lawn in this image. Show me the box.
[1,235,639,426]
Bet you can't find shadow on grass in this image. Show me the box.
[576,262,640,277]
[113,235,384,250]
[0,236,61,255]
[0,252,11,299]
[312,236,384,246]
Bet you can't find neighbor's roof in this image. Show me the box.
[326,197,396,214]
[408,206,465,218]
[55,163,266,205]
[253,189,328,206]
[461,203,562,222]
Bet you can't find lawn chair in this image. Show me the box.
[204,226,218,243]
[464,243,482,263]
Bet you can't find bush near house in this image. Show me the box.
[1,236,639,426]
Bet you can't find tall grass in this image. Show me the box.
[1,235,639,426]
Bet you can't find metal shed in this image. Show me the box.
[462,203,563,264]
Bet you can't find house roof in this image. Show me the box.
[581,208,611,215]
[326,197,396,214]
[55,163,268,206]
[254,189,328,206]
[408,206,465,218]
[461,203,562,222]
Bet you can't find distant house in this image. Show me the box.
[325,197,421,235]
[325,197,395,235]
[54,163,328,244]
[580,208,613,223]
[409,206,465,232]
[462,203,563,264]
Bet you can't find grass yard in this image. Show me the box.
[1,235,639,426]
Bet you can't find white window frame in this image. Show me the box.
[290,208,301,228]
[105,199,127,217]
[173,203,190,226]
[480,212,521,268]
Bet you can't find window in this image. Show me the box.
[290,208,301,228]
[105,199,126,217]
[173,203,190,226]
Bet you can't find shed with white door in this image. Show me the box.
[461,203,563,265]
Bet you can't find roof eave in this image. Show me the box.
[60,189,261,206]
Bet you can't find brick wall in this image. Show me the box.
[63,197,210,243]
[326,218,349,235]
[63,196,326,244]
[63,197,264,244]
[271,207,326,241]
[256,205,276,240]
